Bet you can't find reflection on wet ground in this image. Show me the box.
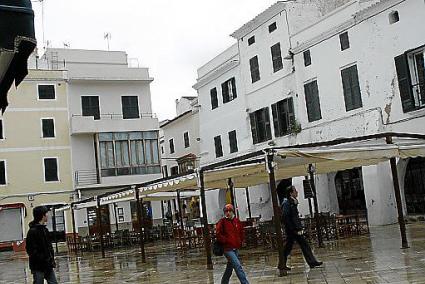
[1,223,424,283]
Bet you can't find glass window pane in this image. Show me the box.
[115,142,122,167]
[145,140,153,164]
[114,133,128,140]
[99,133,113,142]
[143,131,157,139]
[151,141,159,163]
[138,141,145,164]
[100,142,107,168]
[129,132,143,140]
[122,141,130,166]
[130,141,137,165]
[106,142,114,168]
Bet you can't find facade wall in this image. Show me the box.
[0,70,74,240]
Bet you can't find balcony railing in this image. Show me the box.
[71,113,158,120]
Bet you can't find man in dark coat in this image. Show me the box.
[282,186,322,270]
[26,206,58,284]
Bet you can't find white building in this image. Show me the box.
[42,48,162,235]
[160,96,201,222]
[194,0,425,225]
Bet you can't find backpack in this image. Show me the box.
[212,219,225,256]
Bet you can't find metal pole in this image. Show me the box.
[266,152,286,277]
[71,205,78,254]
[309,164,324,247]
[245,187,252,220]
[199,170,213,270]
[177,190,186,248]
[386,136,409,248]
[52,207,58,254]
[135,188,146,262]
[96,198,105,258]
[113,203,119,232]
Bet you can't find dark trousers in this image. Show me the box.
[32,269,58,284]
[283,232,317,265]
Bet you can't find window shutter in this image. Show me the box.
[350,65,362,109]
[249,113,258,144]
[271,103,280,137]
[210,88,218,109]
[288,97,295,126]
[221,82,229,103]
[305,81,322,122]
[0,161,5,185]
[264,108,272,140]
[342,68,354,111]
[395,54,415,112]
[231,78,237,99]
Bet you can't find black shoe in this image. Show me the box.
[282,265,291,271]
[309,261,323,268]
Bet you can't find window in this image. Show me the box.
[248,36,255,46]
[184,132,190,148]
[269,22,277,33]
[341,65,362,111]
[38,84,55,100]
[0,161,6,185]
[304,80,322,122]
[228,130,238,153]
[389,11,399,24]
[170,166,179,176]
[339,32,350,51]
[271,97,295,137]
[304,50,311,67]
[81,96,100,120]
[249,56,260,83]
[0,119,3,139]
[214,135,223,158]
[169,138,175,154]
[222,77,237,103]
[41,118,55,138]
[271,43,283,72]
[395,48,425,112]
[210,88,218,109]
[249,107,272,144]
[44,158,59,182]
[122,96,140,119]
[99,132,160,177]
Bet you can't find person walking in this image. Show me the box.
[26,206,58,284]
[282,186,322,270]
[216,204,249,284]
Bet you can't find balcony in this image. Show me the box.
[71,113,159,135]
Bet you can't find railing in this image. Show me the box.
[74,170,99,187]
[71,113,157,120]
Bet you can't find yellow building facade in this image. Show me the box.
[0,69,74,249]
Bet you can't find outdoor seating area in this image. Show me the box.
[66,212,370,254]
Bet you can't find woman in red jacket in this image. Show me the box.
[216,204,249,284]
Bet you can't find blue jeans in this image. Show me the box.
[221,249,249,284]
[32,270,58,284]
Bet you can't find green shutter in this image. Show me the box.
[395,54,415,112]
[231,78,237,99]
[264,108,272,140]
[271,103,280,137]
[341,68,354,111]
[249,113,258,144]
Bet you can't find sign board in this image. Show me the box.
[303,180,313,199]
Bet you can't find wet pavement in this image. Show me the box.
[1,223,425,284]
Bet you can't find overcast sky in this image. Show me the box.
[32,0,277,121]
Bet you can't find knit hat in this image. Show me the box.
[223,204,234,212]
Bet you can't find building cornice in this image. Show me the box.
[291,0,405,54]
[193,59,239,90]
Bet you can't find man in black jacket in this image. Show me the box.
[26,206,58,284]
[281,186,322,270]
